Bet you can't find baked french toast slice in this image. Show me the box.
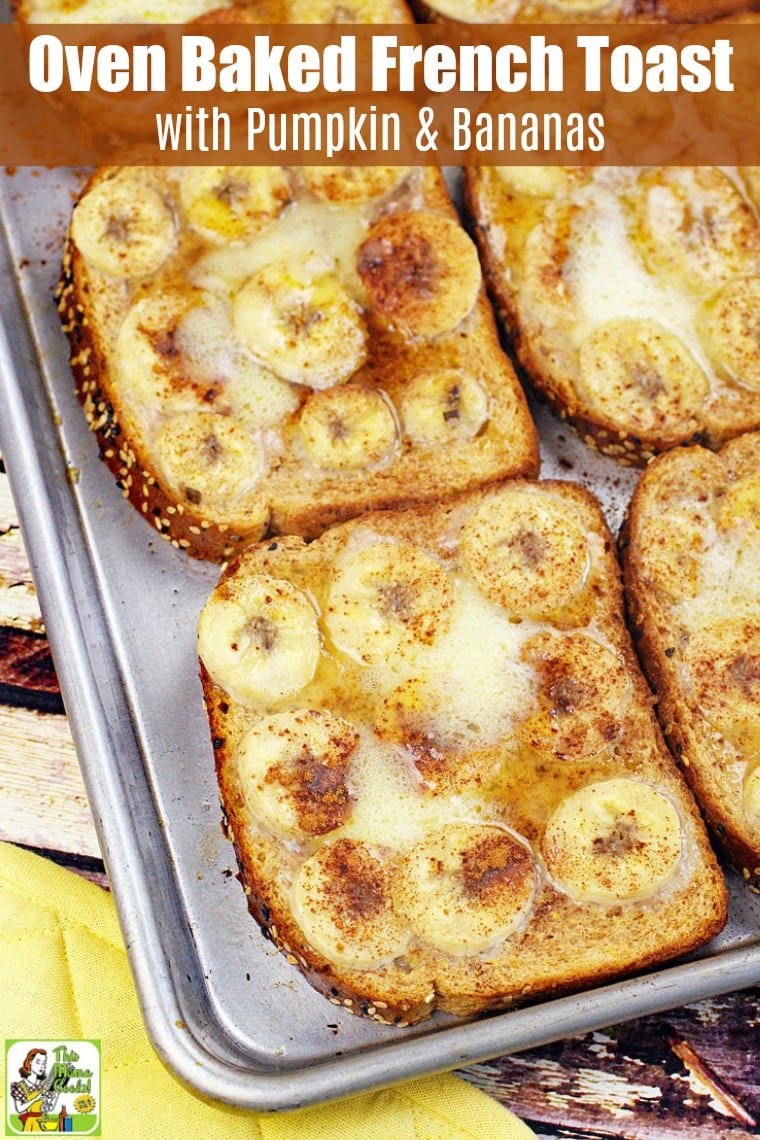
[409,0,759,23]
[58,164,538,560]
[13,0,408,21]
[465,165,760,466]
[198,481,727,1025]
[621,431,760,888]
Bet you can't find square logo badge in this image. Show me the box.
[5,1041,101,1135]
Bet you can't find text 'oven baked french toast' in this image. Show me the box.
[57,165,538,560]
[198,481,727,1025]
[465,165,760,466]
[621,431,760,888]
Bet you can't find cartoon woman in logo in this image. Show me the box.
[10,1049,59,1132]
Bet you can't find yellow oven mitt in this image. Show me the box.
[0,842,536,1140]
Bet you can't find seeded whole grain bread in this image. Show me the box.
[197,480,727,1026]
[57,163,538,561]
[464,165,760,467]
[620,432,760,888]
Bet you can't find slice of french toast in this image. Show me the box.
[621,431,760,888]
[408,0,759,23]
[198,481,727,1025]
[464,165,760,466]
[12,0,409,22]
[58,164,538,560]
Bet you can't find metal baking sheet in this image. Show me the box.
[1,162,760,1114]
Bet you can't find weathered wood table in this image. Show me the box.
[1,453,758,1137]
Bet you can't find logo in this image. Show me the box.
[5,1041,100,1135]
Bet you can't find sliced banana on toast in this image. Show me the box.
[295,385,397,469]
[180,166,291,243]
[517,632,631,762]
[202,482,726,1026]
[543,780,683,904]
[233,264,368,389]
[234,710,358,840]
[395,825,537,954]
[70,172,175,279]
[155,412,268,527]
[683,620,760,758]
[60,165,538,560]
[357,212,482,339]
[621,432,760,886]
[460,488,590,620]
[409,0,758,25]
[198,571,321,708]
[292,839,411,970]
[400,369,490,445]
[465,165,760,465]
[325,540,454,668]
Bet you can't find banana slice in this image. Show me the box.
[234,709,358,839]
[374,677,445,777]
[518,203,578,328]
[718,471,760,532]
[297,385,397,469]
[460,489,590,620]
[683,620,760,756]
[287,0,406,19]
[375,677,473,791]
[517,633,631,762]
[744,765,760,830]
[703,277,760,392]
[577,319,708,437]
[115,291,300,428]
[70,174,174,279]
[325,540,454,667]
[233,264,368,388]
[636,509,706,603]
[302,166,407,204]
[198,572,320,707]
[114,292,229,412]
[292,838,410,969]
[394,825,536,955]
[417,0,519,22]
[180,166,291,243]
[629,168,760,292]
[400,369,489,445]
[155,411,267,522]
[491,166,580,197]
[546,0,609,8]
[543,779,683,904]
[357,212,482,339]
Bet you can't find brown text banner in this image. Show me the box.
[1,22,759,164]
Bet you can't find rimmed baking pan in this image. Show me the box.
[1,164,759,1113]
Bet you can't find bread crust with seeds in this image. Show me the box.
[621,432,760,888]
[199,481,727,1025]
[464,165,760,467]
[58,164,538,561]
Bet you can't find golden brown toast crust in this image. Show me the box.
[200,482,727,1025]
[620,432,760,887]
[58,165,538,561]
[464,166,760,468]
